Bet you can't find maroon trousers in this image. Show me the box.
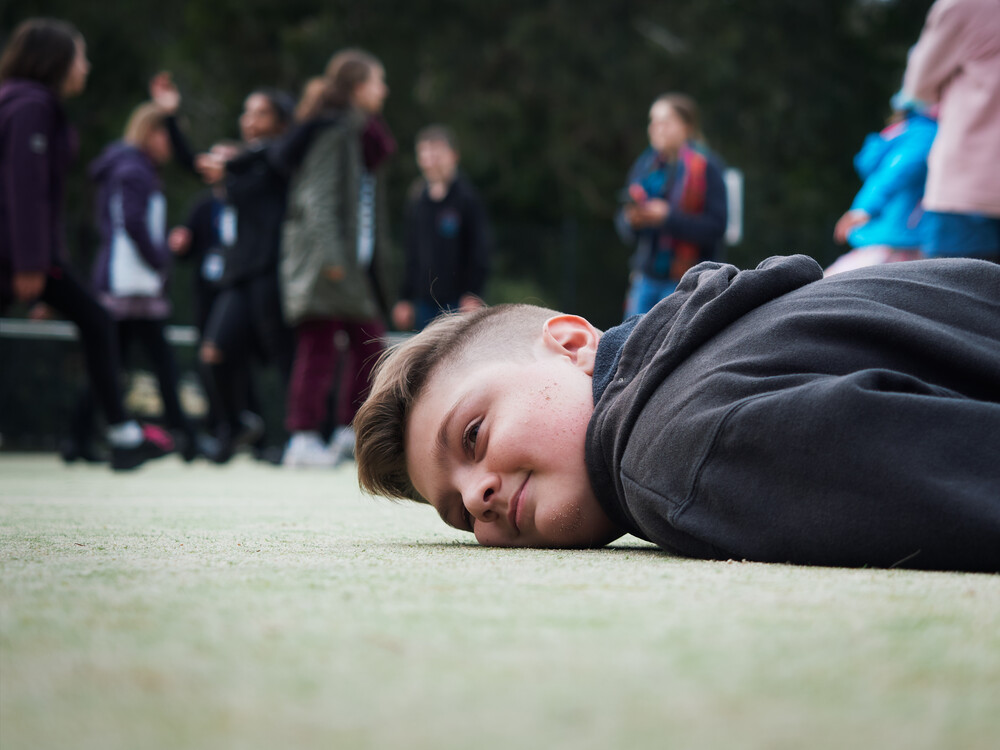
[285,318,385,433]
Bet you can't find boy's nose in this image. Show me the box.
[462,474,502,523]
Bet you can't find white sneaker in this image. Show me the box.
[282,431,336,468]
[328,426,356,465]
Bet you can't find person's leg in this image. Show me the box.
[337,318,386,427]
[285,319,339,433]
[249,274,294,386]
[38,266,172,470]
[923,211,1000,260]
[246,275,293,460]
[283,318,340,466]
[327,318,385,463]
[624,273,676,318]
[41,266,127,425]
[135,318,198,460]
[200,289,261,463]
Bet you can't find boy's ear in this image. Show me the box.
[540,315,600,375]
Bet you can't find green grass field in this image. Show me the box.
[2,454,998,750]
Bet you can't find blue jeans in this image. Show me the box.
[624,273,678,319]
[923,211,1000,260]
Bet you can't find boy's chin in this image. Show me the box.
[477,528,625,550]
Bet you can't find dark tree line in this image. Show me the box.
[3,0,933,328]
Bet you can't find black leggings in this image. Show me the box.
[72,317,194,441]
[202,274,292,434]
[0,263,130,426]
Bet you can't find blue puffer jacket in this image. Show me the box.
[847,112,937,249]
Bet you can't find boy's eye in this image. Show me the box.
[462,421,480,454]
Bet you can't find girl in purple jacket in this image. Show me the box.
[0,18,172,469]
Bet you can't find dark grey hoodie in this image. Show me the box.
[586,255,1000,572]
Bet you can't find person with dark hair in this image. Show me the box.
[615,93,728,318]
[165,141,237,439]
[392,124,491,332]
[187,88,297,463]
[0,18,172,470]
[278,48,396,467]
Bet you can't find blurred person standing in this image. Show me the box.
[614,93,727,318]
[392,124,490,332]
[168,140,241,443]
[189,89,296,464]
[279,48,395,467]
[77,100,198,460]
[903,0,1000,262]
[0,18,172,469]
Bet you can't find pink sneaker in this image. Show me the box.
[111,424,175,471]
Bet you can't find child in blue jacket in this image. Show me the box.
[829,100,937,275]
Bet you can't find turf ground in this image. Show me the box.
[1,453,998,749]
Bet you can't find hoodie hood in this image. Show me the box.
[88,141,153,185]
[0,78,56,109]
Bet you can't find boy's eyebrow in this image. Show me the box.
[434,397,466,466]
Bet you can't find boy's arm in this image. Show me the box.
[682,371,1000,568]
[460,188,491,298]
[398,191,420,302]
[165,115,197,175]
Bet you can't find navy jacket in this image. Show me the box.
[219,144,288,287]
[614,146,727,278]
[586,255,1000,572]
[401,174,490,305]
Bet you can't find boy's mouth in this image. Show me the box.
[508,473,531,533]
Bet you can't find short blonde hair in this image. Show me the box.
[355,304,561,503]
[123,102,165,147]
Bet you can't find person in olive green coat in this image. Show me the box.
[279,48,396,467]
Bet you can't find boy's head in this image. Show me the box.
[415,124,459,185]
[355,304,624,549]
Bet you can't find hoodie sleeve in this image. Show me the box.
[165,115,197,174]
[119,169,168,270]
[459,182,491,298]
[3,99,56,273]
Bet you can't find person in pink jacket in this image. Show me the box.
[903,0,1000,261]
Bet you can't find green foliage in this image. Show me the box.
[2,0,934,329]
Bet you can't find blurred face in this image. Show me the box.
[404,317,623,549]
[648,100,690,157]
[351,64,388,115]
[240,93,283,145]
[61,38,90,98]
[416,138,459,185]
[145,125,172,165]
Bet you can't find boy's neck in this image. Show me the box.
[427,177,453,201]
[424,170,458,202]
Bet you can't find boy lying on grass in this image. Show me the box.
[355,255,1000,572]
